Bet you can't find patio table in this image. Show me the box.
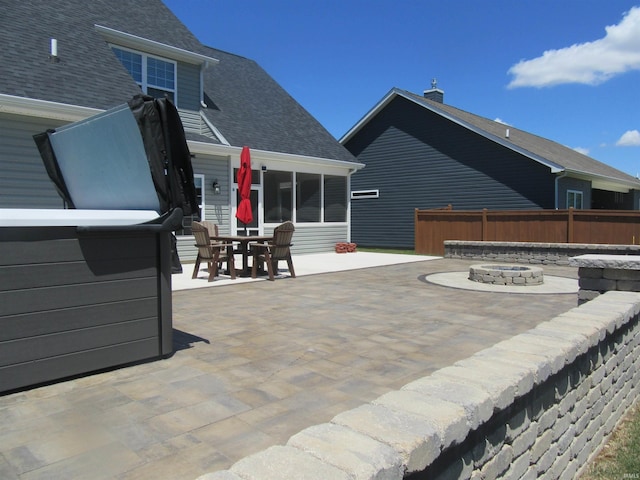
[211,234,273,277]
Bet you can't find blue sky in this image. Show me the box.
[163,0,640,176]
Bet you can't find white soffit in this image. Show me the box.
[95,25,219,66]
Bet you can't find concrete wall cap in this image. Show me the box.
[332,403,441,473]
[473,347,554,384]
[287,423,404,480]
[401,376,493,429]
[570,254,640,269]
[454,356,535,398]
[373,390,469,447]
[431,365,515,410]
[490,337,566,374]
[515,332,581,365]
[531,324,591,358]
[196,472,243,480]
[230,445,352,480]
[540,318,601,344]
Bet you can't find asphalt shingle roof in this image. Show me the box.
[399,89,639,186]
[200,47,356,162]
[1,0,357,164]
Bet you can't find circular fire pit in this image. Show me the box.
[469,264,544,286]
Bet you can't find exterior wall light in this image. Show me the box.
[212,179,220,195]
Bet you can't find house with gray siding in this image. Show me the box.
[341,86,640,249]
[0,0,362,260]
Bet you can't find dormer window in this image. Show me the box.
[96,25,219,110]
[112,46,176,103]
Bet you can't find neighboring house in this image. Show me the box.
[341,86,640,249]
[0,0,362,260]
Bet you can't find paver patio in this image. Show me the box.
[0,257,578,479]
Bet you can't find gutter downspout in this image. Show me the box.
[555,172,568,209]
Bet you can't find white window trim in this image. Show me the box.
[567,189,583,209]
[351,189,379,199]
[262,170,348,225]
[194,174,205,215]
[111,45,177,103]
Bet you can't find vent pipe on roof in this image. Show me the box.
[505,128,510,138]
[50,38,60,63]
[423,78,444,103]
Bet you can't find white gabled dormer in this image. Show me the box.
[95,24,218,111]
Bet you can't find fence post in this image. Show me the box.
[414,208,419,252]
[482,208,488,241]
[568,207,574,243]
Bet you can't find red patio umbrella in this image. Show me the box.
[235,146,253,233]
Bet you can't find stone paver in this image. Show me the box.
[0,258,577,479]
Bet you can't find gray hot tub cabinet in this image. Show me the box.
[0,211,175,393]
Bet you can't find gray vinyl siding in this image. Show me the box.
[176,61,200,111]
[265,223,348,255]
[0,113,68,208]
[178,109,216,139]
[176,153,230,262]
[195,154,231,229]
[347,96,555,249]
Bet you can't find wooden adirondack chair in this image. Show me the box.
[251,221,296,281]
[191,221,236,281]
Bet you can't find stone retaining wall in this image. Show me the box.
[571,254,640,305]
[198,291,640,480]
[444,241,640,266]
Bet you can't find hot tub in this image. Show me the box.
[0,208,178,393]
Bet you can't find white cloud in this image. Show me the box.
[508,6,640,88]
[616,129,640,146]
[573,147,590,155]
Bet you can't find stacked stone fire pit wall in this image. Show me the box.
[199,289,640,480]
[445,240,640,265]
[469,264,544,286]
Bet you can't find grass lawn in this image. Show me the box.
[576,403,640,479]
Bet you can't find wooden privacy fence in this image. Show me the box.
[415,207,640,256]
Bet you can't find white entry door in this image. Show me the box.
[233,185,262,235]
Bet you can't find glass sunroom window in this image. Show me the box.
[264,170,292,223]
[324,175,347,222]
[296,173,321,222]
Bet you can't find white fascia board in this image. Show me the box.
[94,25,219,66]
[0,94,102,122]
[563,169,640,193]
[199,111,230,145]
[187,141,364,174]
